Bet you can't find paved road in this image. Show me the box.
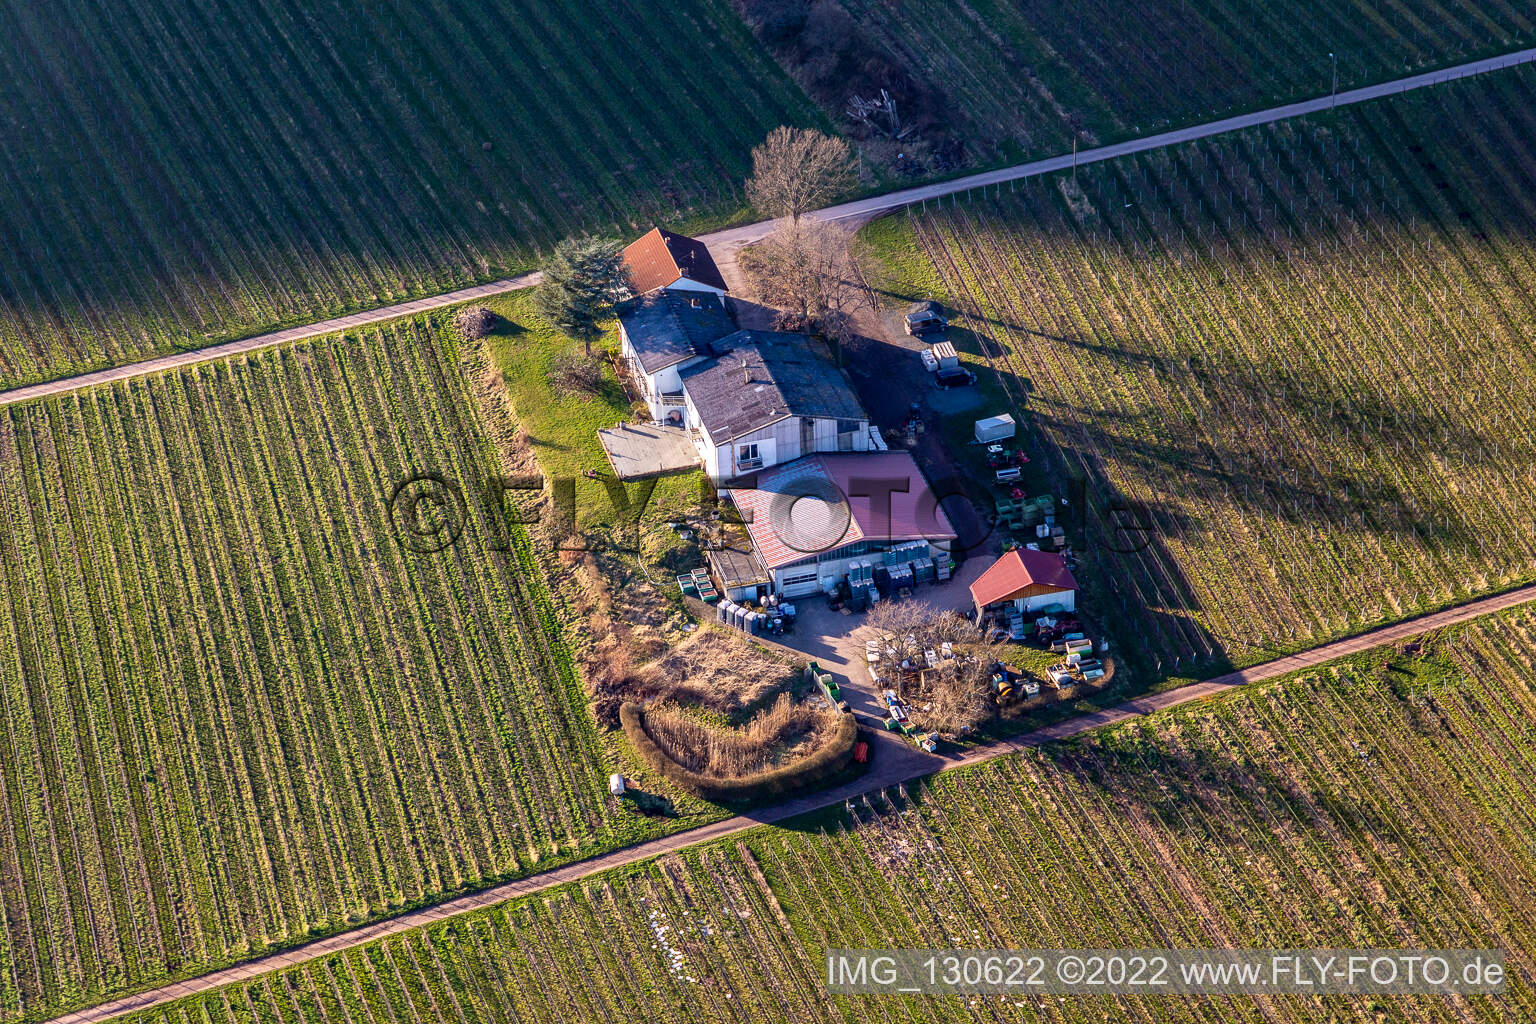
[4,47,1535,411]
[700,46,1536,255]
[49,582,1536,1024]
[0,273,535,408]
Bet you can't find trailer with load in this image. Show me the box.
[806,661,849,713]
[882,689,912,731]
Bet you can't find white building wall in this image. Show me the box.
[721,420,786,477]
[684,391,731,481]
[1012,590,1076,614]
[662,276,728,300]
[809,415,871,454]
[771,540,953,598]
[688,415,873,483]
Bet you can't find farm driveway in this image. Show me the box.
[5,47,1536,409]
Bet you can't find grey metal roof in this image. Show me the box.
[680,330,866,443]
[618,290,735,375]
[706,540,770,589]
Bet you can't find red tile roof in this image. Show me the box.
[727,452,956,571]
[623,227,729,295]
[969,549,1078,608]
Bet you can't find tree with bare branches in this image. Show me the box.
[866,602,972,660]
[738,218,862,347]
[916,658,992,734]
[865,602,991,733]
[746,126,856,223]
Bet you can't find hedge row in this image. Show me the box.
[620,702,861,803]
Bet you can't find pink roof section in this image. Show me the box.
[728,452,957,571]
[969,549,1079,607]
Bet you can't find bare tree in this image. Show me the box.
[746,126,856,223]
[738,218,862,345]
[866,602,991,733]
[864,600,936,664]
[866,603,972,661]
[916,658,992,734]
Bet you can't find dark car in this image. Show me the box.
[935,367,976,389]
[904,308,949,336]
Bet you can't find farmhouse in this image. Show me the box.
[969,548,1078,618]
[612,229,955,601]
[616,289,735,421]
[681,330,872,482]
[622,226,730,298]
[724,451,957,600]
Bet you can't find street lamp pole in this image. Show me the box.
[1330,52,1337,108]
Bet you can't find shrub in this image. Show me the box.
[452,305,498,340]
[549,352,605,398]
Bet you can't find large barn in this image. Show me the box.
[725,451,956,599]
[681,330,871,483]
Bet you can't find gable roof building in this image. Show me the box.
[681,330,865,445]
[969,548,1079,616]
[617,290,734,376]
[623,227,729,296]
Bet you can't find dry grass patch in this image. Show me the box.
[644,694,836,778]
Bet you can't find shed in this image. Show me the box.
[969,548,1077,617]
[706,543,771,603]
[974,413,1016,444]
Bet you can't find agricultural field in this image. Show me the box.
[810,0,1532,163]
[100,607,1536,1024]
[868,66,1536,675]
[0,0,819,390]
[0,318,712,1023]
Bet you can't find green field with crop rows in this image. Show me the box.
[99,608,1536,1024]
[832,0,1532,162]
[889,67,1536,675]
[0,320,698,1022]
[0,0,817,391]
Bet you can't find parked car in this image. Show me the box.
[935,367,977,389]
[904,308,948,336]
[919,348,939,372]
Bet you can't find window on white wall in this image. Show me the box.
[738,443,761,468]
